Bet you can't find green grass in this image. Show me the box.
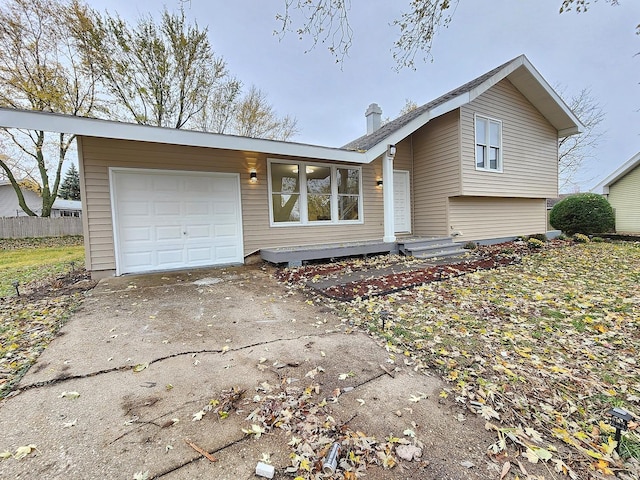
[0,236,84,296]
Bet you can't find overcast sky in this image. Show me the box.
[87,0,639,192]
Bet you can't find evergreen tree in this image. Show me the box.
[59,164,81,200]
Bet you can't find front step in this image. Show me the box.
[398,236,467,260]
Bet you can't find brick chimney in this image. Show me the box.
[365,103,382,135]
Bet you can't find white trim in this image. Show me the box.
[267,159,364,227]
[591,152,640,193]
[393,170,411,234]
[0,107,375,164]
[109,167,244,275]
[474,114,503,173]
[382,153,396,242]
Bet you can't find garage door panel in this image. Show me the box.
[186,224,212,238]
[112,169,243,274]
[186,247,214,262]
[122,251,154,269]
[122,226,152,242]
[154,202,182,216]
[153,176,181,192]
[185,202,211,216]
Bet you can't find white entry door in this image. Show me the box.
[393,170,411,233]
[110,168,243,275]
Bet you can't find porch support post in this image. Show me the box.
[382,145,396,243]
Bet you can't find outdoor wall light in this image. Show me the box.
[607,407,633,452]
[249,170,257,183]
[387,144,397,157]
[376,179,383,187]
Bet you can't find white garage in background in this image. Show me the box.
[110,168,244,275]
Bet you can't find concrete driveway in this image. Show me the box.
[0,264,494,480]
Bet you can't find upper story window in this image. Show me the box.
[475,115,502,172]
[269,160,362,226]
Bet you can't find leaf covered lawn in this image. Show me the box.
[334,242,640,477]
[0,236,91,399]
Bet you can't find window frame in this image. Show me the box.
[267,159,364,227]
[474,114,503,173]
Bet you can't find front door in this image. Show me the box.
[393,170,411,233]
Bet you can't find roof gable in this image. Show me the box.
[592,151,640,194]
[0,55,582,166]
[344,54,583,153]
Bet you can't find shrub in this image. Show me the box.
[557,233,568,241]
[549,193,615,236]
[591,236,605,243]
[529,233,548,242]
[527,238,545,249]
[463,241,477,250]
[573,233,590,243]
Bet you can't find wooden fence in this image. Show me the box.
[0,217,83,238]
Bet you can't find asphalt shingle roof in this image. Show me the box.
[342,56,519,152]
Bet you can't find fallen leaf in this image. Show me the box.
[59,391,80,399]
[500,461,511,480]
[14,445,37,460]
[132,363,148,373]
[192,410,206,421]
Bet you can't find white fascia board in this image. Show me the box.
[591,151,640,192]
[0,108,370,164]
[364,93,472,159]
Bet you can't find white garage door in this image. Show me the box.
[110,168,243,275]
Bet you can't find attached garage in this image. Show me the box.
[110,168,243,275]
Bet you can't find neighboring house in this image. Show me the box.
[592,152,640,234]
[0,54,582,278]
[0,181,82,217]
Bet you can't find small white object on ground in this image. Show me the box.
[255,462,275,479]
[396,444,423,461]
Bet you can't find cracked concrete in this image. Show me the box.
[0,264,497,480]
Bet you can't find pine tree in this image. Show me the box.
[59,164,80,200]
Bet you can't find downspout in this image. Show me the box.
[383,144,396,243]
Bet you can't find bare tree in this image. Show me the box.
[75,6,229,129]
[0,0,100,216]
[231,86,299,141]
[558,87,605,191]
[277,0,635,69]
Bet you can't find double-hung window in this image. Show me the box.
[475,115,502,171]
[269,160,362,225]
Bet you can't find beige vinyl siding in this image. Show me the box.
[449,197,547,241]
[411,110,461,237]
[460,79,558,198]
[80,137,383,273]
[608,164,640,233]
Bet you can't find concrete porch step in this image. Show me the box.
[398,236,466,260]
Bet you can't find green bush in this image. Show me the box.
[573,233,590,243]
[529,233,548,242]
[463,241,477,250]
[527,238,545,249]
[591,236,605,243]
[549,193,615,236]
[556,233,568,241]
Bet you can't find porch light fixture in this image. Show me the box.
[607,407,633,452]
[376,179,383,188]
[249,170,257,183]
[386,144,397,157]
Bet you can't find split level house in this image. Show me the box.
[592,151,640,234]
[0,55,582,278]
